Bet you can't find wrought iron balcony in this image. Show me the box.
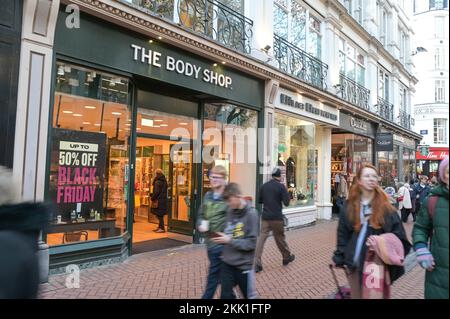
[398,109,413,130]
[338,73,370,110]
[376,97,394,122]
[273,34,328,91]
[126,0,253,54]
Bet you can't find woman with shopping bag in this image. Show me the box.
[332,164,411,299]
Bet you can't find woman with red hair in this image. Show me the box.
[332,164,411,298]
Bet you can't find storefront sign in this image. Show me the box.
[275,88,339,126]
[338,112,376,138]
[376,133,394,152]
[393,134,416,148]
[420,130,428,135]
[49,129,106,221]
[55,10,264,108]
[416,147,449,160]
[354,139,368,152]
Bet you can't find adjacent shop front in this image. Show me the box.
[45,8,264,270]
[331,112,377,189]
[416,147,449,178]
[272,87,340,226]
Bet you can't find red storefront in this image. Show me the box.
[416,147,449,178]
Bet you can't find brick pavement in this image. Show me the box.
[38,218,425,299]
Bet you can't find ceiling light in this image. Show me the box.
[221,61,226,65]
[85,105,96,109]
[112,112,122,116]
[82,122,91,125]
[213,63,218,67]
[154,119,163,122]
[62,110,73,114]
[160,124,168,127]
[141,118,154,127]
[73,114,83,117]
[179,122,188,125]
[152,125,160,128]
[149,40,153,43]
[158,36,162,40]
[94,124,101,126]
[126,124,131,126]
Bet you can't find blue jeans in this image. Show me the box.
[202,245,224,299]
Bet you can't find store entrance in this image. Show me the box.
[132,136,194,247]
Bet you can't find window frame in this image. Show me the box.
[434,118,448,144]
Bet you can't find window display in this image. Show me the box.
[274,113,316,207]
[203,103,258,202]
[46,62,131,246]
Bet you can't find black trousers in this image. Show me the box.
[220,262,256,299]
[157,215,164,229]
[401,207,415,222]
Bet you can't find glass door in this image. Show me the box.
[168,143,195,235]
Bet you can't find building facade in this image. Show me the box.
[412,0,449,178]
[8,0,421,273]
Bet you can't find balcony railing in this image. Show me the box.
[127,0,253,54]
[273,34,328,91]
[338,73,370,110]
[376,97,394,122]
[398,109,413,130]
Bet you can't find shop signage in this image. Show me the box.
[54,10,264,108]
[376,133,394,152]
[131,44,233,89]
[49,129,106,222]
[393,134,416,148]
[276,88,339,126]
[354,139,368,152]
[416,147,449,160]
[420,130,428,135]
[338,112,376,138]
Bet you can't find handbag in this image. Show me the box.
[151,199,158,209]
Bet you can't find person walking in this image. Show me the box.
[398,182,413,223]
[336,173,349,214]
[254,168,295,273]
[412,175,431,222]
[0,166,50,298]
[197,165,228,299]
[150,168,168,233]
[210,183,259,299]
[332,164,411,299]
[412,157,449,299]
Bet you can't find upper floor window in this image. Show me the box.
[378,68,390,100]
[435,80,445,102]
[399,29,408,64]
[344,0,363,24]
[379,8,389,46]
[434,118,448,144]
[435,16,445,38]
[430,0,446,9]
[339,38,366,85]
[273,0,322,59]
[435,48,444,69]
[400,85,408,111]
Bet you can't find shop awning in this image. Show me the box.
[416,147,449,160]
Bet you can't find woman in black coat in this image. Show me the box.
[332,164,411,299]
[150,169,168,233]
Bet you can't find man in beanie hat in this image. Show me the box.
[254,168,295,273]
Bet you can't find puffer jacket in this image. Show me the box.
[413,184,449,299]
[151,175,168,217]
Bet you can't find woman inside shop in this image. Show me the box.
[332,164,411,299]
[150,169,168,233]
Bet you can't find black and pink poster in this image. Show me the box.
[49,128,106,221]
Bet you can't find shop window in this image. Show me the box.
[202,103,258,202]
[274,113,317,207]
[47,62,131,246]
[331,134,373,188]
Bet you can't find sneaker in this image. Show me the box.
[255,265,263,273]
[154,228,165,233]
[282,254,295,266]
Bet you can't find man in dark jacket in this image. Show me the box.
[150,169,168,233]
[412,175,431,222]
[254,168,295,273]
